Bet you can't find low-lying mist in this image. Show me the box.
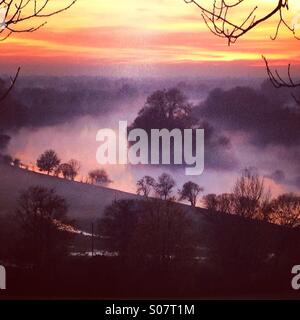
[2,75,299,198]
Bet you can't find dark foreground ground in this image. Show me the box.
[1,165,300,300]
[1,255,299,300]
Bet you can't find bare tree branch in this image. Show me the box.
[0,0,77,102]
[184,1,300,97]
[0,0,77,40]
[262,55,300,89]
[262,55,300,105]
[184,0,295,45]
[0,66,20,103]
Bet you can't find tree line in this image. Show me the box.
[0,166,298,293]
[2,148,299,229]
[0,148,113,186]
[136,168,300,228]
[36,149,112,186]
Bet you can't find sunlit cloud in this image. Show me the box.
[1,0,300,75]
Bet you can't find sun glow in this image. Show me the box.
[0,0,299,74]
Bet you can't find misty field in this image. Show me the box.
[0,164,138,222]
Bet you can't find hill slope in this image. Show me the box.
[0,164,138,220]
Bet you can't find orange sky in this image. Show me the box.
[1,0,300,76]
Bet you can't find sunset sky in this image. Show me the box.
[3,1,300,197]
[2,0,300,76]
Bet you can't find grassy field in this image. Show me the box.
[0,164,139,221]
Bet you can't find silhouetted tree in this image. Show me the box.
[233,168,265,219]
[203,193,218,211]
[179,181,203,207]
[216,193,235,214]
[136,175,156,198]
[98,199,195,264]
[130,88,194,132]
[98,199,139,255]
[68,159,80,180]
[55,163,73,179]
[13,158,21,167]
[270,193,300,228]
[36,149,60,175]
[131,200,195,264]
[129,87,231,170]
[155,173,176,200]
[203,193,235,214]
[258,190,273,222]
[88,169,112,186]
[15,186,73,266]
